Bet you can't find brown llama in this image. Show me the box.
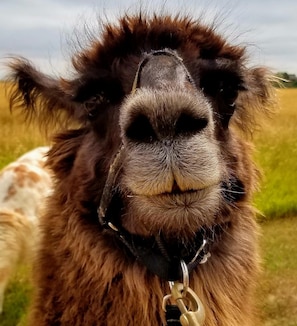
[7,12,275,326]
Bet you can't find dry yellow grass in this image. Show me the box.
[254,88,296,143]
[0,82,47,168]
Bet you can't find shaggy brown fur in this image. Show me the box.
[7,13,275,326]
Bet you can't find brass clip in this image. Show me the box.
[163,282,205,326]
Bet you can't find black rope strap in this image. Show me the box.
[165,305,182,326]
[100,191,210,281]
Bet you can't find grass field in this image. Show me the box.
[0,83,296,325]
[253,89,297,219]
[0,84,47,168]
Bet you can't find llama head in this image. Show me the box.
[8,14,275,241]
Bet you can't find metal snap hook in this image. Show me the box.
[164,282,206,326]
[164,260,205,325]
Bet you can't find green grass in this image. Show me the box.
[258,218,297,326]
[0,266,32,326]
[253,89,297,219]
[0,83,296,325]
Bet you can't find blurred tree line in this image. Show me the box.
[275,72,297,88]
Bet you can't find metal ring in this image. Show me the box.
[180,260,189,295]
[168,260,189,295]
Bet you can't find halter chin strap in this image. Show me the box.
[96,147,242,280]
[96,145,232,281]
[99,205,213,281]
[98,191,213,281]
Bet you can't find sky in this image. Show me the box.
[0,0,296,78]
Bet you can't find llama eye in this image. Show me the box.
[84,102,97,119]
[84,94,108,120]
[200,69,244,104]
[200,72,245,127]
[201,78,240,102]
[220,84,237,99]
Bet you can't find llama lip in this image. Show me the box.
[126,188,209,202]
[150,183,220,201]
[163,180,198,195]
[162,188,201,196]
[161,181,221,196]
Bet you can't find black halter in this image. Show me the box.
[98,189,215,281]
[96,50,245,281]
[96,50,245,325]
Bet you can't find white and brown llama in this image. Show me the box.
[7,12,275,326]
[0,146,52,314]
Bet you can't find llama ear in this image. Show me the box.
[8,57,84,131]
[244,67,276,105]
[233,66,277,133]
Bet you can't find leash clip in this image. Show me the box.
[163,261,205,326]
[163,282,205,326]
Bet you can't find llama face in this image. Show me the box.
[8,15,274,241]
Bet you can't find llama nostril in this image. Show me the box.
[175,113,208,137]
[125,114,157,143]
